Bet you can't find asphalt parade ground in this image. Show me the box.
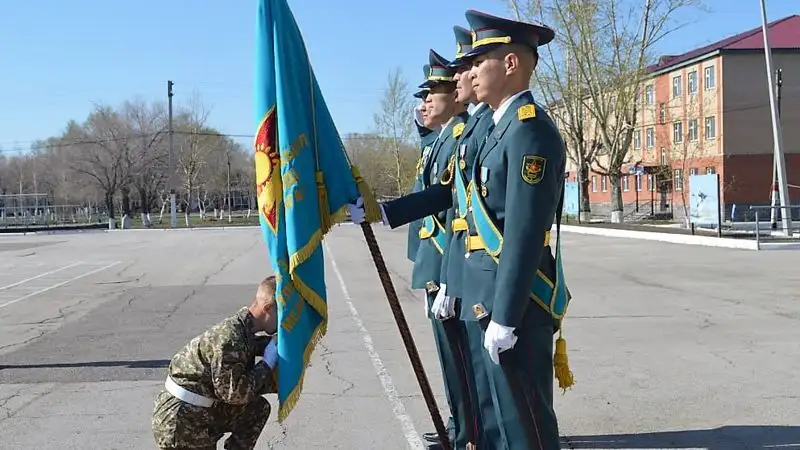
[1,225,800,449]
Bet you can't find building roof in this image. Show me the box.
[646,14,800,74]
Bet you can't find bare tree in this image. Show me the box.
[174,93,216,225]
[123,99,169,226]
[373,68,417,196]
[506,0,704,222]
[67,105,134,219]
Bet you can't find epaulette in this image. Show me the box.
[517,104,536,121]
[453,122,465,138]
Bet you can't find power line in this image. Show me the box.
[1,87,796,154]
[0,130,392,154]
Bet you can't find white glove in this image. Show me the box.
[263,340,278,369]
[347,197,366,224]
[484,320,517,365]
[379,203,389,226]
[430,283,455,320]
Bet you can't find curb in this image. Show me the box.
[559,224,759,250]
[110,225,260,232]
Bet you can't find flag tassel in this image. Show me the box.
[351,165,381,223]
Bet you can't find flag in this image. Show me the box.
[254,0,380,421]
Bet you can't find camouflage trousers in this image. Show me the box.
[151,390,271,450]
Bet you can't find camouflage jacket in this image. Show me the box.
[167,307,275,405]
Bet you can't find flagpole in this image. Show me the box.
[759,0,792,235]
[359,222,452,450]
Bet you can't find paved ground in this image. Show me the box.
[1,225,800,449]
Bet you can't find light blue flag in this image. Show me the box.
[254,0,379,421]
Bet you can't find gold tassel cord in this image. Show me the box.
[553,322,574,394]
[316,171,332,234]
[351,165,381,223]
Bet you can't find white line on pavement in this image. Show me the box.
[0,262,84,292]
[323,242,424,450]
[0,261,122,310]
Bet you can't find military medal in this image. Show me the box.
[458,145,467,170]
[480,166,489,197]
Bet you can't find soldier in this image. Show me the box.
[437,24,500,449]
[367,48,477,449]
[407,65,440,264]
[457,9,570,450]
[151,276,280,450]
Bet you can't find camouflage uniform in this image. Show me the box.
[152,307,275,450]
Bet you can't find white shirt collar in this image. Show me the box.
[492,89,531,125]
[469,102,486,116]
[437,116,458,139]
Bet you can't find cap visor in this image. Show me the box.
[447,56,471,68]
[462,43,503,60]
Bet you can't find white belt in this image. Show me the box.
[165,376,215,408]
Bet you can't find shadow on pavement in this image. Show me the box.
[563,425,800,449]
[0,359,170,370]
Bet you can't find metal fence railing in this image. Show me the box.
[749,205,800,250]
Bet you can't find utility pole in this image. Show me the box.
[227,150,232,223]
[168,80,177,228]
[759,0,792,235]
[770,68,782,229]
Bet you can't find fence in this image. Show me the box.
[0,193,106,229]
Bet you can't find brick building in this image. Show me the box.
[567,15,800,221]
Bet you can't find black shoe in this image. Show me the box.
[423,432,440,442]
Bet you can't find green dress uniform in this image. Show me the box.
[380,49,479,448]
[456,10,572,450]
[439,25,502,450]
[408,64,439,263]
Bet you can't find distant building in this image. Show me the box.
[565,15,800,221]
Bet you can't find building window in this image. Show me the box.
[704,66,716,89]
[706,166,716,174]
[660,148,667,165]
[705,116,716,139]
[633,130,641,149]
[623,175,630,191]
[673,121,683,143]
[672,75,682,98]
[646,127,655,148]
[689,167,698,175]
[591,175,597,192]
[674,168,683,191]
[645,85,654,105]
[601,175,608,192]
[636,174,643,192]
[659,103,666,123]
[648,174,655,192]
[688,119,698,141]
[688,70,698,95]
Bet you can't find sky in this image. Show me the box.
[0,0,797,155]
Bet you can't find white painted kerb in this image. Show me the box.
[559,225,759,250]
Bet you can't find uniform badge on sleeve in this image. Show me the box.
[521,154,546,185]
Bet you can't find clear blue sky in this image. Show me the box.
[0,0,796,154]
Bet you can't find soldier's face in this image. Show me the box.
[469,50,507,106]
[426,83,457,126]
[417,99,428,120]
[453,65,474,103]
[422,96,435,128]
[263,302,278,334]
